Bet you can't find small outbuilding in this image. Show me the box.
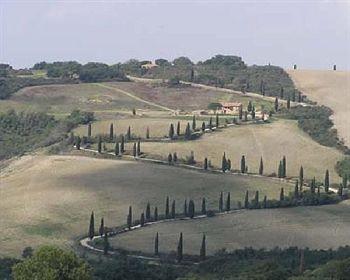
[220,102,242,115]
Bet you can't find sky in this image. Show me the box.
[1,0,349,70]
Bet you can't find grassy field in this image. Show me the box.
[130,119,343,181]
[0,155,292,257]
[287,69,350,147]
[112,200,350,255]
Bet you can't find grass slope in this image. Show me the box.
[112,200,350,255]
[0,155,291,257]
[287,69,350,147]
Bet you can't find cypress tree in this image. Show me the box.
[165,196,170,218]
[222,153,227,173]
[169,123,175,139]
[185,123,191,140]
[201,121,206,132]
[244,111,248,122]
[176,121,181,136]
[103,233,109,255]
[120,135,125,153]
[115,141,119,156]
[109,123,114,141]
[287,97,291,109]
[173,152,178,163]
[259,157,264,175]
[299,166,304,191]
[311,177,316,193]
[192,115,196,130]
[76,136,81,150]
[280,188,284,201]
[278,161,283,178]
[299,249,305,274]
[239,106,243,120]
[324,170,330,192]
[146,202,151,222]
[88,123,92,138]
[132,143,136,157]
[241,155,246,173]
[137,140,141,156]
[280,86,284,99]
[274,97,279,112]
[247,101,253,112]
[99,217,104,237]
[127,206,132,229]
[127,126,131,140]
[244,191,249,208]
[209,117,213,129]
[177,232,183,263]
[298,92,302,103]
[140,212,145,226]
[216,113,219,128]
[204,157,208,170]
[88,211,95,239]
[227,159,231,171]
[282,156,286,178]
[154,232,159,256]
[154,207,158,221]
[219,192,223,212]
[294,180,299,198]
[201,198,206,214]
[226,192,231,211]
[146,126,150,139]
[97,137,102,153]
[190,68,194,82]
[200,234,206,261]
[342,174,348,188]
[184,200,188,217]
[254,191,259,208]
[251,107,255,119]
[263,195,267,208]
[188,200,195,218]
[168,153,173,164]
[171,200,176,219]
[132,108,136,115]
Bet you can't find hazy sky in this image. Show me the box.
[1,0,349,70]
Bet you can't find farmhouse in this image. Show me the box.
[220,102,242,114]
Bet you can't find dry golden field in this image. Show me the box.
[0,155,292,257]
[288,69,350,147]
[112,200,350,255]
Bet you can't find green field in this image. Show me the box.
[112,200,350,255]
[0,155,292,257]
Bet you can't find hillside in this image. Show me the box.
[287,69,350,147]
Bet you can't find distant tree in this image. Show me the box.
[216,113,219,128]
[132,108,136,115]
[227,159,231,171]
[200,234,206,261]
[169,123,175,139]
[254,191,259,208]
[168,153,173,164]
[185,122,191,139]
[88,123,92,138]
[241,155,246,173]
[201,198,206,214]
[247,101,253,112]
[154,232,159,256]
[299,249,305,274]
[244,111,248,122]
[324,169,330,192]
[280,86,284,99]
[97,136,102,153]
[177,232,183,263]
[310,177,316,194]
[219,192,224,212]
[127,206,132,229]
[165,196,170,218]
[263,195,267,208]
[299,166,304,191]
[209,117,213,129]
[239,106,243,120]
[146,126,150,139]
[244,191,249,208]
[292,89,296,102]
[192,115,196,130]
[342,174,348,188]
[115,141,119,156]
[226,192,231,211]
[188,200,195,218]
[287,97,291,109]
[137,140,141,156]
[99,217,104,237]
[173,152,178,163]
[280,188,285,201]
[204,157,208,170]
[184,199,188,217]
[201,121,206,132]
[293,64,297,70]
[222,153,227,173]
[109,123,114,140]
[154,206,158,221]
[190,68,194,82]
[278,161,283,178]
[274,97,279,111]
[76,136,81,150]
[103,233,109,255]
[259,157,264,175]
[294,180,299,198]
[171,200,176,219]
[146,202,151,222]
[251,107,255,119]
[88,211,95,239]
[176,121,181,136]
[298,92,302,103]
[120,135,125,153]
[140,212,145,226]
[127,126,131,140]
[132,143,136,157]
[333,64,337,71]
[260,80,265,95]
[282,156,287,178]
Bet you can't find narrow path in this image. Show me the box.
[94,83,175,112]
